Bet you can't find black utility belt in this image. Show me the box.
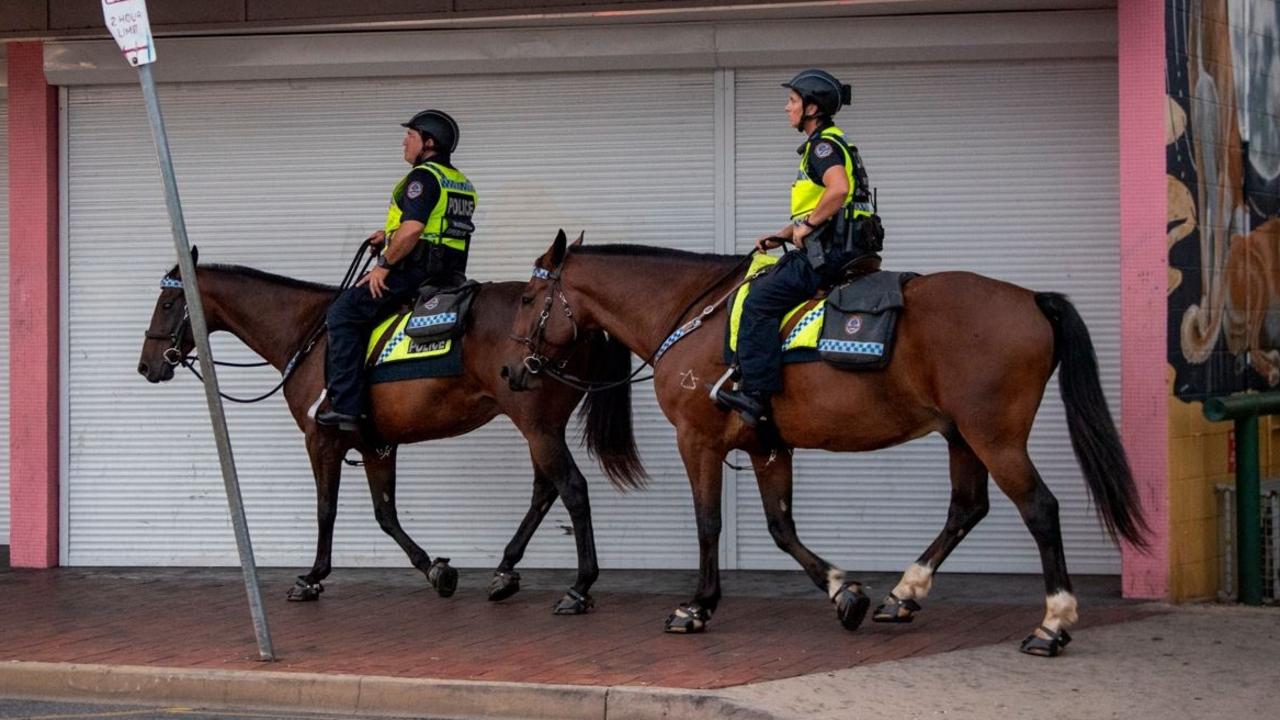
[402,240,463,261]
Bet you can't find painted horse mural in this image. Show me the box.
[1169,0,1280,398]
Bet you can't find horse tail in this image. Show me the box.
[579,332,648,491]
[1035,292,1148,548]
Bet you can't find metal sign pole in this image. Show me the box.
[103,0,274,660]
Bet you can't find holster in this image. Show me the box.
[405,241,468,285]
[804,232,828,273]
[838,209,884,256]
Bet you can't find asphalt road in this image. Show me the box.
[0,699,450,720]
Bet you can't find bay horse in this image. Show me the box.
[506,231,1146,656]
[138,250,643,613]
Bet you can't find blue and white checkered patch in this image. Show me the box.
[407,313,458,330]
[160,277,183,290]
[531,267,551,280]
[782,306,824,351]
[378,329,408,364]
[817,338,885,357]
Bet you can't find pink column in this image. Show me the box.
[1118,0,1168,598]
[7,42,60,568]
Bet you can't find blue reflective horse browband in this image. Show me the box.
[531,267,551,280]
[160,277,183,289]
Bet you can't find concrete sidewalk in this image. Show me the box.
[3,559,1263,719]
[723,604,1279,719]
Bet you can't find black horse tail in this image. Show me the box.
[579,332,648,491]
[1035,292,1148,548]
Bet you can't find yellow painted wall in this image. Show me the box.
[1167,395,1230,601]
[1168,390,1279,601]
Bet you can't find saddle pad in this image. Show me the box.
[727,254,825,355]
[724,253,915,370]
[364,311,464,384]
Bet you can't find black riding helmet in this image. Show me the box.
[401,109,460,155]
[782,69,852,122]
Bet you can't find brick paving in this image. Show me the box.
[0,561,1155,690]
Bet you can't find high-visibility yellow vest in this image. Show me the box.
[790,126,873,221]
[384,161,477,253]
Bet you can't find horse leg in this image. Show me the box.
[873,433,990,623]
[288,432,345,602]
[362,448,457,598]
[750,450,870,631]
[976,442,1076,657]
[665,433,725,634]
[487,465,560,604]
[523,432,600,615]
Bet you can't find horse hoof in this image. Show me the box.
[488,570,521,602]
[872,592,921,623]
[553,589,594,615]
[664,603,710,634]
[1020,626,1072,657]
[427,558,458,598]
[286,578,323,602]
[834,581,870,632]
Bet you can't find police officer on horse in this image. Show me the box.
[718,69,880,426]
[317,109,479,430]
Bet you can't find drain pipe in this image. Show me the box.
[1202,393,1280,605]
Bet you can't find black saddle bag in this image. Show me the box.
[404,280,481,341]
[819,271,915,370]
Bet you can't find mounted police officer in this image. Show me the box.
[718,69,880,427]
[317,109,478,430]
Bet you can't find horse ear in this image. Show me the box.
[571,231,584,247]
[190,245,199,265]
[549,229,568,265]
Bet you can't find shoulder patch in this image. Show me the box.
[406,180,424,199]
[813,142,834,159]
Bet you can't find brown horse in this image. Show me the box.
[506,231,1146,656]
[138,252,643,612]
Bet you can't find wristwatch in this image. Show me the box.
[801,217,822,230]
[376,254,393,269]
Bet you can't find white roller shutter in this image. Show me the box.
[66,72,714,568]
[0,97,9,545]
[732,60,1121,574]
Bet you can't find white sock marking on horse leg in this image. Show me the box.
[826,568,847,600]
[890,562,934,600]
[1041,591,1078,632]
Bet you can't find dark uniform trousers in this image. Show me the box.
[738,250,822,394]
[324,263,431,417]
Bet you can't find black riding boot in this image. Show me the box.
[716,387,771,427]
[316,408,359,432]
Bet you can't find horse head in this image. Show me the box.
[504,229,586,392]
[138,247,200,383]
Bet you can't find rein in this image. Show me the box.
[151,241,374,404]
[516,248,763,393]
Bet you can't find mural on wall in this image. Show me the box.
[1168,0,1280,400]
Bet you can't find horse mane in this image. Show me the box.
[569,244,736,266]
[169,263,338,293]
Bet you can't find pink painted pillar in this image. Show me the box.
[7,42,60,568]
[1118,0,1168,599]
